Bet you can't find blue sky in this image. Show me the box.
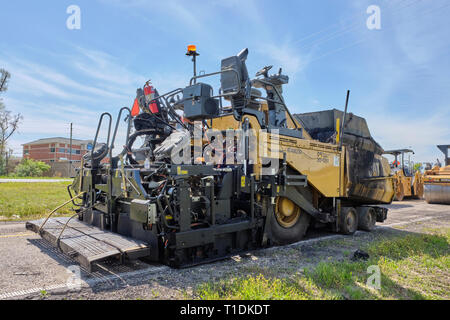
[0,0,449,163]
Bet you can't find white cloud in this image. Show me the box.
[102,0,204,31]
[14,57,128,100]
[345,0,450,163]
[367,111,450,163]
[1,47,151,156]
[1,43,192,157]
[73,46,146,91]
[7,69,71,99]
[0,55,130,103]
[255,41,310,80]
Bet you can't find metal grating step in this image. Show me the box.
[26,217,150,271]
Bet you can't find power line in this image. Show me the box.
[309,0,450,64]
[294,0,425,55]
[292,0,417,49]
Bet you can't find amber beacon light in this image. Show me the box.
[186,44,198,56]
[186,44,199,82]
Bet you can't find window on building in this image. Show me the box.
[58,148,65,153]
[24,150,29,155]
[50,148,55,153]
[65,149,80,155]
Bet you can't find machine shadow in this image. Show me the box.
[384,203,414,209]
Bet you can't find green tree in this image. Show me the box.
[413,162,422,172]
[0,69,10,94]
[0,69,22,175]
[14,159,51,177]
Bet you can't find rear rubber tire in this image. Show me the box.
[394,181,404,201]
[357,207,376,231]
[269,204,310,245]
[339,207,358,235]
[413,175,424,199]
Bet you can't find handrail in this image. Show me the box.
[91,112,112,158]
[189,68,241,90]
[110,107,132,152]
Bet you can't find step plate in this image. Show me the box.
[26,217,150,271]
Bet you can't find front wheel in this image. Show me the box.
[269,197,311,245]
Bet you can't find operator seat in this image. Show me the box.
[247,88,262,110]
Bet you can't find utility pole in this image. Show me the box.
[69,122,73,177]
[5,148,10,175]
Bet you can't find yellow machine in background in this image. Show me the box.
[424,145,450,204]
[383,149,423,201]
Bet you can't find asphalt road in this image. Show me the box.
[0,199,448,300]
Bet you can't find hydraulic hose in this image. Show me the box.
[38,192,86,233]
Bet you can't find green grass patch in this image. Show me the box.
[0,176,72,180]
[0,181,75,220]
[194,229,450,300]
[196,274,337,300]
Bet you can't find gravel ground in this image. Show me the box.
[0,199,448,300]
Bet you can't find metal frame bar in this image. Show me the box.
[252,78,299,130]
[92,112,112,158]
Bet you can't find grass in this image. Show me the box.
[0,176,72,179]
[40,290,49,299]
[0,181,75,220]
[195,228,450,300]
[196,274,334,300]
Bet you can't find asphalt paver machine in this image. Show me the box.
[27,47,394,269]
